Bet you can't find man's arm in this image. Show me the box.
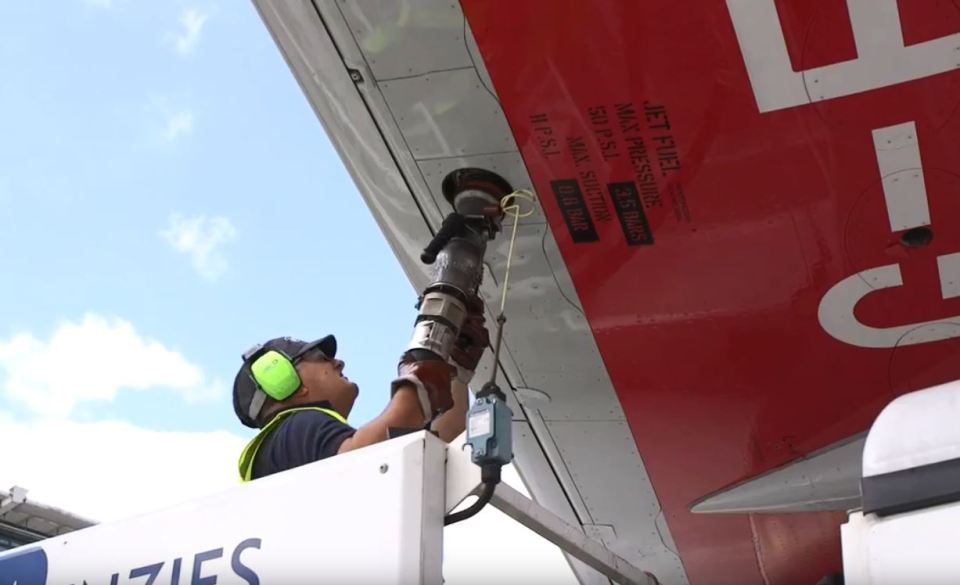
[338,357,455,454]
[339,302,487,453]
[338,378,467,454]
[337,387,427,454]
[431,379,469,442]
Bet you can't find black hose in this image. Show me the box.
[444,481,496,526]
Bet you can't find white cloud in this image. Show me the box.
[83,0,114,8]
[173,8,209,56]
[145,96,193,144]
[162,109,193,142]
[0,412,245,522]
[161,213,237,281]
[0,314,222,418]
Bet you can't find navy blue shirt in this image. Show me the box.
[251,402,356,480]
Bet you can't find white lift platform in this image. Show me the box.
[0,432,656,585]
[843,379,960,585]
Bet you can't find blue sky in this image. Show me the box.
[0,0,418,434]
[0,4,577,581]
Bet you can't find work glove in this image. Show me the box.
[450,311,490,384]
[391,352,456,424]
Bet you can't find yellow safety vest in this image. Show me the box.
[237,406,348,482]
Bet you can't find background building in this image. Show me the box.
[0,486,94,551]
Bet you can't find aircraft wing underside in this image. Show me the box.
[252,2,960,584]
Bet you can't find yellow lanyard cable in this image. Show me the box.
[497,189,537,314]
[483,189,537,388]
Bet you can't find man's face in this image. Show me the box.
[296,350,359,416]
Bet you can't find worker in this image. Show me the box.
[233,309,489,482]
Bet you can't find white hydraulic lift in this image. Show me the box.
[0,431,657,584]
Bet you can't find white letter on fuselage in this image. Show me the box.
[727,0,960,112]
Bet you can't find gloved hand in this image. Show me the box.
[450,312,490,384]
[391,352,456,423]
[450,295,489,383]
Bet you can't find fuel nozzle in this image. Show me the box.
[442,167,511,233]
[420,168,510,264]
[407,168,513,363]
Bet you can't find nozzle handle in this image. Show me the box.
[421,213,467,264]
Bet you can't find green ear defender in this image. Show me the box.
[250,349,301,401]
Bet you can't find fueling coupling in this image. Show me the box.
[406,168,511,363]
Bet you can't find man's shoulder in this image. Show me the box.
[253,407,355,477]
[275,408,351,435]
[284,408,343,422]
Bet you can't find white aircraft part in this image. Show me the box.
[843,505,960,585]
[0,432,445,585]
[726,0,960,112]
[872,122,930,231]
[937,252,960,300]
[690,435,865,514]
[862,379,960,477]
[844,382,960,583]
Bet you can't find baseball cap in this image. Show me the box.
[232,335,337,429]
